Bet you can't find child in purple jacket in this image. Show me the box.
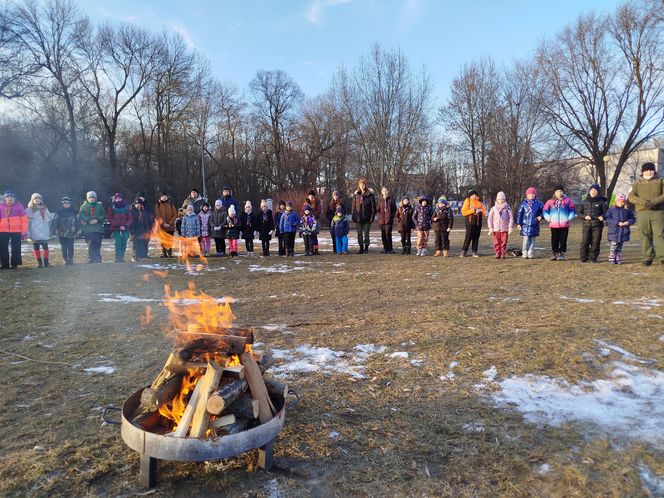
[605,193,636,264]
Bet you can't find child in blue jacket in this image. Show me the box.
[279,201,300,257]
[516,187,544,259]
[330,206,350,254]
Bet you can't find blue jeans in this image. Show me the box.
[335,235,348,254]
[522,235,536,254]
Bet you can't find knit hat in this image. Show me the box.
[336,206,344,214]
[215,199,223,208]
[332,190,339,197]
[228,205,236,216]
[260,199,268,209]
[286,201,293,208]
[222,185,232,193]
[553,185,565,193]
[61,196,71,203]
[615,193,627,202]
[437,195,447,204]
[303,204,311,213]
[589,183,601,193]
[468,189,478,197]
[86,191,97,200]
[244,200,252,212]
[526,187,537,196]
[3,190,15,198]
[308,189,316,197]
[134,198,144,205]
[642,162,656,173]
[190,188,199,195]
[185,204,194,213]
[496,191,506,201]
[113,192,123,200]
[278,200,286,207]
[419,195,430,204]
[30,193,43,202]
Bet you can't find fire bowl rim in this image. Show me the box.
[120,386,285,462]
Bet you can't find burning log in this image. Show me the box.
[189,362,223,438]
[206,379,247,416]
[139,374,184,413]
[222,394,260,420]
[131,411,163,431]
[240,352,275,424]
[175,332,247,355]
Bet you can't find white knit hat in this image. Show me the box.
[228,205,236,216]
[86,191,97,199]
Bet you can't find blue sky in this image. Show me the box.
[76,0,624,105]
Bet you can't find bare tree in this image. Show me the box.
[535,1,664,197]
[333,43,432,192]
[249,69,304,191]
[441,57,500,193]
[77,23,160,171]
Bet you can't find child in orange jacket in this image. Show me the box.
[460,189,486,257]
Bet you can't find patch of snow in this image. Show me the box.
[484,366,498,380]
[271,344,374,379]
[410,359,424,368]
[538,463,551,476]
[639,464,664,496]
[23,335,34,341]
[248,264,306,274]
[354,344,387,358]
[611,297,662,309]
[649,314,663,320]
[594,340,656,365]
[490,361,664,448]
[559,295,600,304]
[462,423,485,433]
[268,295,278,298]
[388,352,409,359]
[400,340,416,346]
[659,335,664,342]
[84,366,116,375]
[449,361,459,369]
[97,293,158,303]
[439,372,456,381]
[328,431,340,439]
[262,478,285,498]
[261,324,284,332]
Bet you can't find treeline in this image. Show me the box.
[0,0,662,206]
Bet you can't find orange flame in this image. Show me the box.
[158,369,200,428]
[151,221,208,270]
[140,304,152,327]
[163,282,235,334]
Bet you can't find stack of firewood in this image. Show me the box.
[131,327,286,437]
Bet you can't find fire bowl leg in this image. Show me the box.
[258,440,274,471]
[139,454,157,489]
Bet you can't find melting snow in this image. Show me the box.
[247,264,306,274]
[538,463,551,476]
[97,294,158,303]
[84,366,116,375]
[388,352,409,359]
[594,340,656,364]
[559,295,600,304]
[483,366,498,380]
[639,464,664,496]
[328,431,340,439]
[462,423,485,433]
[270,344,379,379]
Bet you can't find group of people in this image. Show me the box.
[1,162,662,269]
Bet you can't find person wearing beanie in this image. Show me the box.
[301,191,322,254]
[352,177,377,254]
[326,190,344,254]
[298,204,318,256]
[279,201,300,257]
[198,202,212,257]
[628,162,664,265]
[516,187,544,259]
[543,186,576,261]
[395,196,415,255]
[239,200,257,256]
[578,183,608,263]
[0,191,27,269]
[179,203,202,258]
[130,197,154,261]
[376,187,397,254]
[53,196,78,265]
[223,204,242,257]
[217,185,238,215]
[154,192,177,258]
[330,206,350,254]
[432,195,454,257]
[412,195,434,256]
[106,192,132,263]
[605,193,636,264]
[460,189,487,257]
[79,190,105,263]
[274,200,287,256]
[181,188,205,214]
[210,199,228,256]
[487,192,514,259]
[26,193,54,268]
[257,199,275,256]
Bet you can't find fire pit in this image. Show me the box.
[119,285,290,489]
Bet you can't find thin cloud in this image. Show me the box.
[171,22,196,49]
[306,0,355,25]
[398,0,423,31]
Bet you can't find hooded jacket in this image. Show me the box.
[431,204,454,231]
[628,174,664,212]
[461,197,487,226]
[377,196,397,225]
[543,196,576,228]
[395,203,415,233]
[352,188,377,224]
[412,198,434,231]
[487,202,515,233]
[0,201,28,234]
[54,206,79,238]
[578,187,608,226]
[605,205,636,243]
[210,207,227,239]
[79,200,106,235]
[26,205,54,241]
[257,209,275,240]
[154,199,178,232]
[516,198,544,237]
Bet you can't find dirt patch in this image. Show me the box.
[1,225,663,497]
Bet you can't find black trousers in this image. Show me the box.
[434,230,450,251]
[303,234,313,254]
[261,238,270,255]
[380,224,393,252]
[330,228,337,253]
[60,237,75,261]
[0,232,22,268]
[277,234,286,255]
[86,232,103,263]
[400,230,412,249]
[580,224,603,261]
[283,232,295,255]
[213,237,225,254]
[551,227,569,253]
[133,238,149,259]
[463,225,481,252]
[245,238,254,252]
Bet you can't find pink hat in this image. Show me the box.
[526,187,537,196]
[615,193,627,202]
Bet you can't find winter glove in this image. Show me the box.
[645,201,655,209]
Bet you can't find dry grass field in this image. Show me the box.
[1,222,663,497]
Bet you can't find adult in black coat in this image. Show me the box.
[130,198,154,260]
[578,183,608,262]
[351,177,377,254]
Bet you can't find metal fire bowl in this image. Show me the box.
[121,387,285,462]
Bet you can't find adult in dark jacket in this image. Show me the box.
[351,177,377,254]
[53,196,78,265]
[377,187,397,254]
[154,192,177,258]
[394,196,415,254]
[130,198,154,261]
[628,162,664,266]
[210,199,228,256]
[257,200,275,256]
[432,196,454,257]
[182,188,205,214]
[578,183,608,263]
[217,185,239,214]
[326,190,344,253]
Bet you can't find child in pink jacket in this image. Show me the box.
[487,191,515,259]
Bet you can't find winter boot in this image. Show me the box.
[527,250,535,259]
[43,258,50,267]
[407,246,412,255]
[615,252,623,265]
[357,247,364,254]
[550,252,558,261]
[471,252,479,258]
[402,247,406,255]
[161,248,168,258]
[435,250,442,257]
[557,253,566,261]
[364,244,369,254]
[167,248,173,258]
[460,250,467,258]
[36,257,43,268]
[608,250,616,264]
[443,250,448,257]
